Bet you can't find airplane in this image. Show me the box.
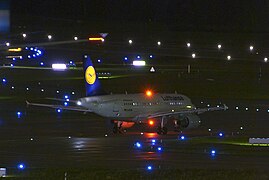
[26,55,228,135]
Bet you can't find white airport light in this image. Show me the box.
[264,57,268,62]
[157,41,161,46]
[217,44,222,49]
[71,91,75,95]
[128,39,133,44]
[48,35,52,40]
[77,101,82,106]
[5,42,10,46]
[240,126,243,130]
[30,138,33,141]
[187,42,191,48]
[256,108,259,112]
[22,33,27,38]
[11,86,15,90]
[97,59,101,63]
[133,60,146,66]
[26,87,29,91]
[41,89,44,92]
[149,55,153,58]
[208,128,212,132]
[245,107,248,111]
[227,55,231,60]
[249,45,254,51]
[192,53,196,58]
[74,36,78,40]
[52,63,67,70]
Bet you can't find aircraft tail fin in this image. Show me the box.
[83,55,106,96]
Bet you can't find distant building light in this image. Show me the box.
[187,42,191,47]
[5,42,10,46]
[128,39,133,44]
[227,55,231,60]
[74,36,78,40]
[249,45,254,51]
[264,57,268,62]
[48,35,52,40]
[133,60,146,66]
[218,44,222,49]
[157,41,161,46]
[192,53,196,58]
[22,33,27,38]
[52,64,67,70]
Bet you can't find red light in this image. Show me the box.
[148,120,154,126]
[146,90,153,97]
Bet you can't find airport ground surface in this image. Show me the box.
[0,64,269,179]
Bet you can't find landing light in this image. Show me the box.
[146,90,153,97]
[148,120,154,126]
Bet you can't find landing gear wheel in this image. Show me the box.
[157,127,168,135]
[162,127,168,135]
[113,126,118,134]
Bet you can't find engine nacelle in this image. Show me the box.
[175,114,201,130]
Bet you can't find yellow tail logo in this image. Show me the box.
[85,66,96,85]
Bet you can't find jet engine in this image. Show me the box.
[175,114,201,130]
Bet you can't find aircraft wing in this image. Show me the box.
[26,101,92,112]
[147,104,228,119]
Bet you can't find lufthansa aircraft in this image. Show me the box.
[27,55,228,134]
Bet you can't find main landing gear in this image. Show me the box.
[157,116,168,135]
[112,121,123,134]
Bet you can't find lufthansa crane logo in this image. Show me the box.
[85,66,96,85]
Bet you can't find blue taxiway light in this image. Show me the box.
[135,142,141,148]
[124,57,128,61]
[157,147,162,151]
[149,55,153,58]
[64,102,68,106]
[180,135,185,140]
[2,78,6,83]
[151,139,156,143]
[137,55,141,59]
[40,62,44,66]
[17,163,25,170]
[147,166,152,170]
[218,132,224,137]
[57,109,62,113]
[64,95,69,99]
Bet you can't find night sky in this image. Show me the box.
[10,1,269,32]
